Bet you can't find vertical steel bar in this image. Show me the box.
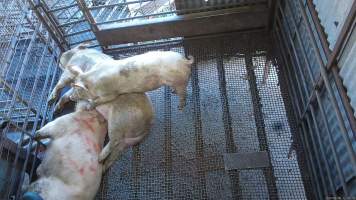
[300,121,324,199]
[282,3,315,86]
[275,23,305,113]
[296,0,356,171]
[274,29,321,199]
[15,37,52,198]
[274,31,302,117]
[6,23,41,199]
[303,113,331,196]
[184,44,208,199]
[245,50,279,200]
[276,17,310,98]
[163,86,173,198]
[273,32,316,199]
[216,48,241,199]
[308,105,340,195]
[304,0,356,134]
[314,92,349,195]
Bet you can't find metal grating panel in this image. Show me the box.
[95,32,308,199]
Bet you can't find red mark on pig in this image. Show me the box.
[79,167,85,176]
[89,163,97,173]
[73,116,95,133]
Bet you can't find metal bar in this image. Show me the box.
[273,32,316,199]
[307,106,338,196]
[27,0,67,51]
[49,3,78,12]
[96,7,268,45]
[41,58,61,124]
[76,0,99,32]
[296,0,356,172]
[303,113,332,197]
[14,39,53,198]
[273,32,302,117]
[305,0,331,55]
[163,86,173,198]
[69,38,96,46]
[64,29,91,37]
[313,93,349,195]
[326,1,356,71]
[245,51,279,200]
[275,22,306,112]
[184,45,208,199]
[96,10,176,25]
[0,79,41,120]
[276,16,310,100]
[300,121,324,199]
[282,3,315,85]
[216,48,241,199]
[58,18,86,27]
[267,0,277,30]
[304,0,356,133]
[132,145,141,200]
[89,0,153,10]
[5,23,40,198]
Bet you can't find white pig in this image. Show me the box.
[94,93,154,171]
[69,51,194,110]
[24,108,107,200]
[47,42,113,105]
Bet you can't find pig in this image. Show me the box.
[57,91,154,172]
[47,42,113,105]
[68,51,194,110]
[23,107,108,200]
[94,93,154,171]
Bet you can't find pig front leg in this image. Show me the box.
[54,88,73,113]
[34,119,65,140]
[47,70,74,104]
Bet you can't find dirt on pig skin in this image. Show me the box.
[25,109,107,200]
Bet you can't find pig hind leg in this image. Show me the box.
[171,84,187,110]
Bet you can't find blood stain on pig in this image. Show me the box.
[79,167,85,176]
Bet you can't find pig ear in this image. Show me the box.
[67,65,83,76]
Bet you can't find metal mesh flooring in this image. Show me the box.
[96,32,309,199]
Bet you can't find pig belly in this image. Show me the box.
[39,135,102,199]
[124,134,146,147]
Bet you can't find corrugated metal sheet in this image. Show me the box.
[339,27,356,118]
[313,0,354,49]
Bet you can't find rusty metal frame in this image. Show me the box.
[272,0,356,198]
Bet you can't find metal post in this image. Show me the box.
[216,47,241,199]
[245,49,279,200]
[295,0,356,171]
[314,92,349,195]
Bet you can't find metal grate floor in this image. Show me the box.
[96,31,309,200]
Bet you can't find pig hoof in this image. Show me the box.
[47,94,57,104]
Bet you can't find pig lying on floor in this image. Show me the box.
[23,104,108,200]
[68,51,194,110]
[23,93,153,199]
